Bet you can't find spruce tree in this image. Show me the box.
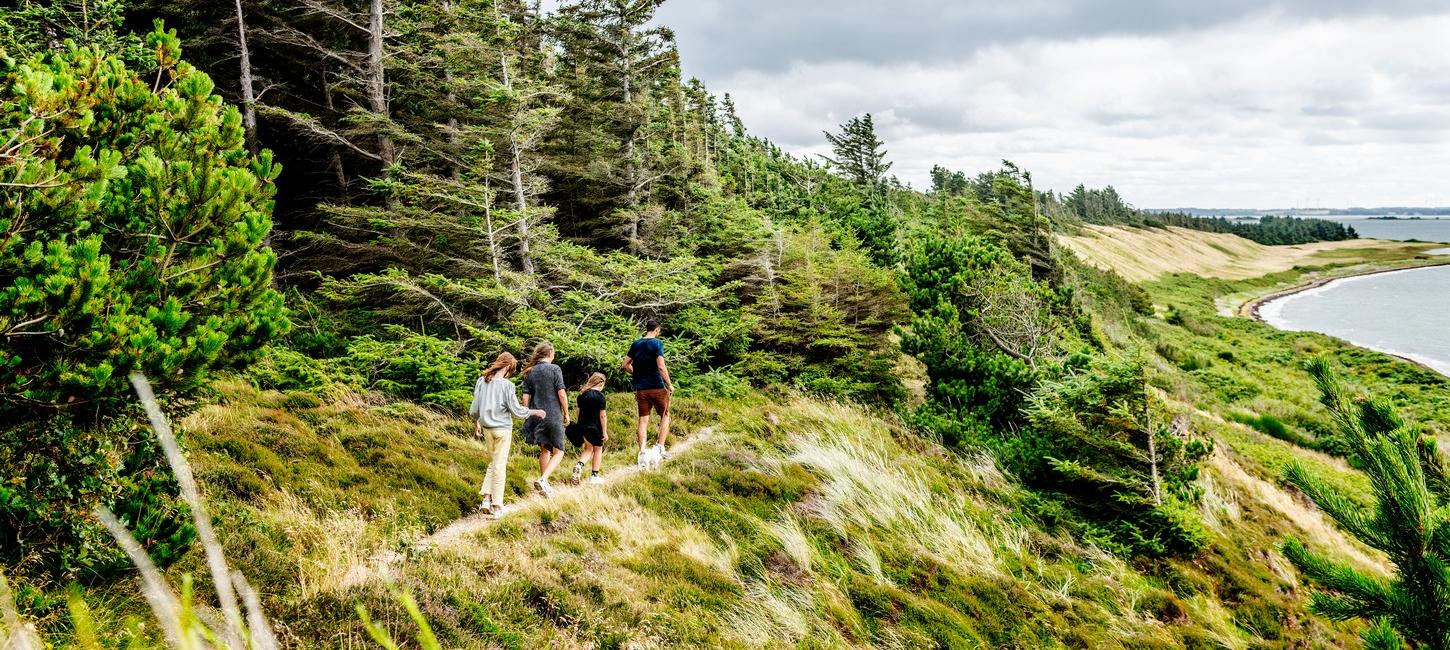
[823,113,891,190]
[1282,359,1450,650]
[549,0,678,246]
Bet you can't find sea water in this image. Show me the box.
[1259,265,1450,375]
[1324,217,1450,242]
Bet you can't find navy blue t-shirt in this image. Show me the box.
[627,337,666,390]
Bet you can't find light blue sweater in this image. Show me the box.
[468,376,533,428]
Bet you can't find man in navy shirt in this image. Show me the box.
[622,319,674,466]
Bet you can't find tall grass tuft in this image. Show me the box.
[1,572,42,650]
[4,373,435,648]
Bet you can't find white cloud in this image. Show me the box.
[698,13,1450,208]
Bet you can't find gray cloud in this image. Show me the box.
[658,0,1447,78]
[643,2,1450,207]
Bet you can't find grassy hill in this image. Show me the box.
[1059,224,1431,282]
[63,380,1385,648]
[15,233,1450,647]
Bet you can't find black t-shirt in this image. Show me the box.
[577,389,606,431]
[627,337,666,389]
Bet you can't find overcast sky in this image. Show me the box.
[652,1,1450,208]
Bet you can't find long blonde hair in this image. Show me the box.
[579,372,606,395]
[481,352,518,382]
[522,341,554,376]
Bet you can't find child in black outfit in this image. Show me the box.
[568,372,609,484]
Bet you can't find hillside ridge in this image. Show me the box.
[1060,224,1424,281]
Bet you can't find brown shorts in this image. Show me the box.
[635,388,671,417]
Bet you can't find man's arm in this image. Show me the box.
[621,355,634,374]
[657,355,673,391]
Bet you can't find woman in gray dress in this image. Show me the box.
[520,341,570,497]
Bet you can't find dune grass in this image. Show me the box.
[234,396,1365,648]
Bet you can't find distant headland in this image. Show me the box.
[1147,207,1450,217]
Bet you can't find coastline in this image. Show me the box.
[1240,258,1450,322]
[1242,259,1450,376]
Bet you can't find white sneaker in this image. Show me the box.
[637,451,648,468]
[588,474,605,485]
[570,462,585,483]
[489,504,515,520]
[656,443,672,460]
[533,479,547,497]
[477,494,492,511]
[540,479,555,498]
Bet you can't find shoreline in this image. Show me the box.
[1240,258,1450,322]
[1242,258,1450,376]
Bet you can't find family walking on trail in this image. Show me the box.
[466,320,675,520]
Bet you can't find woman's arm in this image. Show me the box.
[504,385,538,420]
[600,408,609,442]
[468,379,484,419]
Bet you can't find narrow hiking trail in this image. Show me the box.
[414,426,717,552]
[342,425,721,592]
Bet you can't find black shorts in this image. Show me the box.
[523,415,566,450]
[567,422,605,448]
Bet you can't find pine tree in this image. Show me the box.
[900,234,1041,447]
[1022,356,1211,556]
[549,0,678,247]
[0,26,286,579]
[1282,359,1450,650]
[0,0,146,63]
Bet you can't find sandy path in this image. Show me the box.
[414,426,716,552]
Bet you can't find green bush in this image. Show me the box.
[900,234,1043,448]
[1016,355,1212,557]
[338,328,483,410]
[0,28,284,580]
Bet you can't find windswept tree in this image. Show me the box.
[250,0,398,169]
[1282,359,1450,650]
[901,233,1045,446]
[817,114,899,265]
[823,113,891,191]
[486,0,563,274]
[0,28,286,579]
[1022,356,1211,557]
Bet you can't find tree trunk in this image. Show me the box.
[484,196,502,283]
[1147,417,1163,507]
[622,70,642,249]
[509,134,534,275]
[234,0,258,156]
[498,47,534,275]
[366,0,394,165]
[322,75,347,201]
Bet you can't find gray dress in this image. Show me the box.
[521,362,567,450]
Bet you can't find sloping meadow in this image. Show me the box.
[14,374,1378,647]
[253,393,1368,647]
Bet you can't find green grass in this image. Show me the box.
[31,248,1450,648]
[119,388,1374,647]
[21,376,1373,647]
